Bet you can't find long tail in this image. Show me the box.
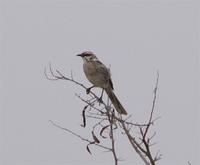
[105,89,127,115]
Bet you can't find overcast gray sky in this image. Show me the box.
[0,0,200,165]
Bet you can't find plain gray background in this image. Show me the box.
[0,0,199,165]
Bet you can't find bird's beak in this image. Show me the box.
[76,54,82,57]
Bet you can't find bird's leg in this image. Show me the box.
[86,86,95,94]
[98,89,104,104]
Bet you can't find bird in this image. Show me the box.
[77,51,127,115]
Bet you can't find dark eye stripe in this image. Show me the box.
[81,51,94,57]
[82,53,91,56]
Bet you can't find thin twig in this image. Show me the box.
[143,71,159,139]
[49,120,111,151]
[121,121,150,165]
[109,112,118,165]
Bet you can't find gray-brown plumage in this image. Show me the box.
[77,51,127,115]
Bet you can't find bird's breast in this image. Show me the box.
[83,62,109,88]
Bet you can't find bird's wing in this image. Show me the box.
[94,61,114,90]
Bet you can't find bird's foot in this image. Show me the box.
[98,96,103,105]
[86,88,91,94]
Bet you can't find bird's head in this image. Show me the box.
[77,51,98,62]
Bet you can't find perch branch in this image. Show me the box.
[46,64,161,165]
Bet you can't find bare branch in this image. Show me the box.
[143,71,159,139]
[44,64,59,81]
[109,113,118,165]
[49,120,111,151]
[121,121,150,165]
[46,64,161,165]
